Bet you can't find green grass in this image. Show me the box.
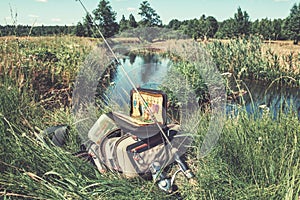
[0,83,168,200]
[206,36,300,87]
[0,36,299,199]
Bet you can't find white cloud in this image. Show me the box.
[28,14,39,18]
[35,0,48,2]
[51,18,61,22]
[273,0,289,2]
[127,7,136,12]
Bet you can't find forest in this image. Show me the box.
[0,1,300,44]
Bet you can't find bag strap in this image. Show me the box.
[126,124,179,153]
[43,125,69,147]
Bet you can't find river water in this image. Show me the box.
[227,79,300,117]
[106,54,300,118]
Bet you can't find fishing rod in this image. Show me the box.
[76,0,172,148]
[76,0,194,190]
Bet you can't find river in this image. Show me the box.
[105,54,300,118]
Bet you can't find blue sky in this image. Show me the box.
[0,0,299,26]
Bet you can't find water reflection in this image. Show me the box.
[105,54,171,113]
[227,79,300,118]
[141,54,160,83]
[103,54,300,119]
[128,53,136,65]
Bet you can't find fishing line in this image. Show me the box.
[76,0,175,149]
[76,0,195,185]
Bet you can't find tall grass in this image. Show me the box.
[162,39,299,199]
[0,119,167,199]
[1,93,299,199]
[0,36,172,199]
[0,36,299,199]
[0,36,94,109]
[206,36,300,86]
[173,107,299,200]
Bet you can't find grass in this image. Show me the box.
[0,77,167,200]
[0,36,94,109]
[0,35,299,199]
[205,36,300,87]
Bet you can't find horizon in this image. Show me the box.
[0,0,299,26]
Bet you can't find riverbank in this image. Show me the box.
[114,36,300,86]
[0,36,299,199]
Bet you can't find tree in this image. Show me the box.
[215,19,235,38]
[205,16,219,38]
[180,18,199,39]
[128,14,138,28]
[176,15,218,40]
[119,15,129,32]
[272,19,283,40]
[251,19,259,35]
[258,18,273,40]
[233,7,251,36]
[93,0,119,38]
[74,22,85,36]
[251,18,283,40]
[285,3,300,44]
[196,15,211,40]
[82,14,94,37]
[138,1,162,27]
[167,19,181,30]
[197,15,207,40]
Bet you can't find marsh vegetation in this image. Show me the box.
[0,36,299,199]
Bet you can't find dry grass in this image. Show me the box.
[262,40,300,55]
[145,38,299,56]
[262,40,300,74]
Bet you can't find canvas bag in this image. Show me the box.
[87,88,180,177]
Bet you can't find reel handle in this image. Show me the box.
[174,154,194,179]
[150,162,172,193]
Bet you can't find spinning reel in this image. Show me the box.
[150,154,194,193]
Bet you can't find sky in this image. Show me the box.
[0,0,299,26]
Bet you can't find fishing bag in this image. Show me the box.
[86,88,180,177]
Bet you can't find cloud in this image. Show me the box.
[273,0,289,2]
[28,14,39,18]
[35,0,48,2]
[51,18,61,22]
[127,7,136,12]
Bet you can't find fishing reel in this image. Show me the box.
[150,155,194,193]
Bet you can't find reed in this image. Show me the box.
[206,36,300,87]
[0,36,94,109]
[0,36,299,199]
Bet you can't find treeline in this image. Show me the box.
[168,13,287,41]
[0,0,299,44]
[0,25,74,37]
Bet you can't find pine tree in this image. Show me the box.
[128,14,138,28]
[74,22,85,37]
[138,1,162,27]
[233,7,251,36]
[82,14,94,37]
[119,15,129,32]
[93,0,119,38]
[285,3,300,44]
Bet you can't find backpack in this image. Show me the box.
[86,88,180,177]
[45,88,194,193]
